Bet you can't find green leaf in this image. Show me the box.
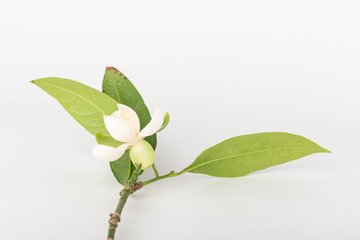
[95,133,123,148]
[102,67,158,183]
[157,112,170,133]
[95,132,131,185]
[102,67,157,149]
[182,132,330,177]
[31,77,118,135]
[109,151,133,185]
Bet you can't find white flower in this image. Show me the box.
[92,104,164,169]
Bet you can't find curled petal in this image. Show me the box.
[104,115,136,143]
[117,104,140,134]
[138,108,164,138]
[92,143,130,162]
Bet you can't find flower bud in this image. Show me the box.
[130,140,155,170]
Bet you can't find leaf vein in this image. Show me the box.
[36,81,107,115]
[184,146,323,172]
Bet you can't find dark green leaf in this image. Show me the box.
[102,67,157,149]
[109,151,133,185]
[102,67,157,183]
[95,132,130,185]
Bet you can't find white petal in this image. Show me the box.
[92,144,129,162]
[110,110,121,119]
[117,104,140,134]
[138,108,164,138]
[104,115,137,143]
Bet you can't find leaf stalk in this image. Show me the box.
[142,171,183,186]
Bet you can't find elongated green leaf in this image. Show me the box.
[95,133,123,148]
[31,77,118,135]
[182,132,330,177]
[102,67,157,183]
[102,67,156,149]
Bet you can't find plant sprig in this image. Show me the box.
[31,66,330,239]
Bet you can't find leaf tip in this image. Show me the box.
[323,148,332,153]
[95,132,104,144]
[105,66,119,73]
[318,144,331,153]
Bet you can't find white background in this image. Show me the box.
[1,0,359,239]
